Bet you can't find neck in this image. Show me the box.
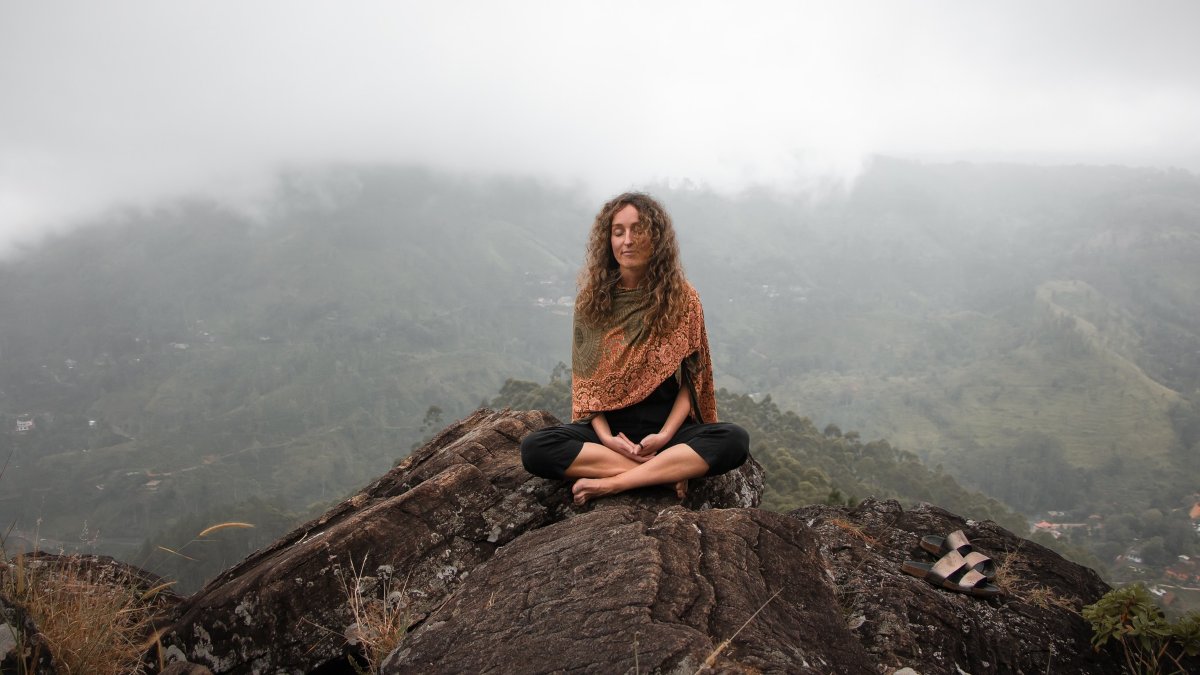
[618,268,646,289]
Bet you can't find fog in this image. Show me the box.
[3,0,1199,253]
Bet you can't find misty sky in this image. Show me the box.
[3,1,1199,254]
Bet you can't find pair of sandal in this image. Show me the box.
[901,530,1002,598]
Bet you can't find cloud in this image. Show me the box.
[2,0,1198,253]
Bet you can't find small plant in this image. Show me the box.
[340,554,410,673]
[1082,583,1200,675]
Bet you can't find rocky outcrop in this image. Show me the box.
[148,408,1131,674]
[161,409,763,673]
[795,499,1124,674]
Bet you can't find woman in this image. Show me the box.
[521,192,749,505]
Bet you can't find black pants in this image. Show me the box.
[520,379,749,480]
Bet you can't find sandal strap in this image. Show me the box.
[944,529,972,554]
[955,568,988,590]
[962,550,994,575]
[927,550,968,585]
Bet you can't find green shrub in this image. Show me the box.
[1082,584,1200,674]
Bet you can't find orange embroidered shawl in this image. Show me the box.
[571,282,717,424]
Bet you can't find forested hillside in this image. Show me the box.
[2,159,1198,591]
[0,168,586,588]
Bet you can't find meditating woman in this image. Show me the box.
[521,192,749,504]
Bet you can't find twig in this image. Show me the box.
[695,588,782,673]
[633,630,640,674]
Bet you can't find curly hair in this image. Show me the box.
[575,192,689,338]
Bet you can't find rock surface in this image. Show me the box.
[160,663,216,675]
[141,408,1139,674]
[795,499,1126,674]
[382,504,876,674]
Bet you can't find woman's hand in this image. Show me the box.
[600,432,648,462]
[633,432,670,457]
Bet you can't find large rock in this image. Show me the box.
[382,504,876,674]
[161,408,763,673]
[380,494,1140,675]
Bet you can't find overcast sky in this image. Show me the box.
[2,0,1199,254]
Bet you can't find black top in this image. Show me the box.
[602,376,683,437]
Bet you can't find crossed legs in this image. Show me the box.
[521,422,748,506]
[568,443,709,505]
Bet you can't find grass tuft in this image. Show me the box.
[993,550,1078,612]
[1024,584,1078,612]
[1,552,161,674]
[828,517,879,546]
[340,554,411,673]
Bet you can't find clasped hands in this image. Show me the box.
[600,431,670,463]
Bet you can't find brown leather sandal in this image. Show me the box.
[902,549,1002,598]
[920,529,996,580]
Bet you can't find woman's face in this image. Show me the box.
[610,204,653,273]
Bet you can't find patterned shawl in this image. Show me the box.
[571,282,717,424]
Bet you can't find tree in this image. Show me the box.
[420,405,444,432]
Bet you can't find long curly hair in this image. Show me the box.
[575,192,689,338]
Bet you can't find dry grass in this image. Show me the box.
[195,521,254,538]
[1024,585,1078,612]
[1,552,163,674]
[155,520,257,563]
[992,550,1078,613]
[991,550,1027,595]
[828,518,879,547]
[0,516,248,675]
[340,555,411,673]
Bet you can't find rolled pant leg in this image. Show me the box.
[520,423,599,480]
[667,422,750,477]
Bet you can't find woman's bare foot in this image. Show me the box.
[572,477,619,505]
[675,479,688,500]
